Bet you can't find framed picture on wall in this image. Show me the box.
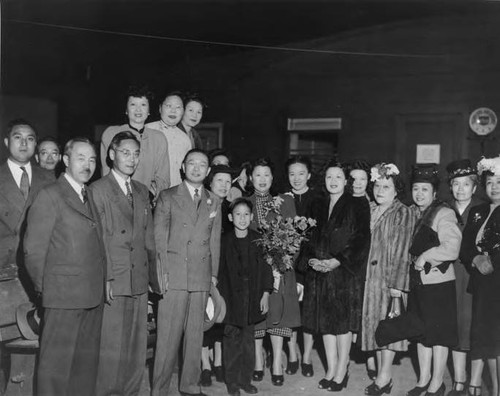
[416,144,441,164]
[196,122,223,151]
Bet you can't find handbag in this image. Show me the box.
[375,296,424,347]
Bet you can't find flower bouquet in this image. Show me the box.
[256,196,317,274]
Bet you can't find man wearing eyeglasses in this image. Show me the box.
[91,131,155,396]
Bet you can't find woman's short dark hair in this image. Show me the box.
[160,90,184,106]
[184,93,206,109]
[250,157,275,175]
[320,159,346,177]
[345,159,371,196]
[379,174,406,199]
[285,155,312,174]
[126,85,154,104]
[481,171,496,187]
[208,148,231,166]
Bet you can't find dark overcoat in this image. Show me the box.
[459,203,500,359]
[300,193,371,335]
[218,229,273,327]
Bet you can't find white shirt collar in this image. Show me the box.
[64,172,85,202]
[7,159,32,188]
[184,181,203,200]
[111,169,131,196]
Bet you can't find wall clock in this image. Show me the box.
[469,107,497,136]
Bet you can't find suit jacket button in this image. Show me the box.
[121,230,126,234]
[187,241,191,245]
[131,264,135,268]
[130,247,134,251]
[371,260,378,266]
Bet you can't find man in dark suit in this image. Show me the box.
[0,119,54,335]
[152,149,222,396]
[91,131,155,396]
[24,138,106,396]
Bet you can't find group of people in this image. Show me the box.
[0,85,499,396]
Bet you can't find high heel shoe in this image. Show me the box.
[301,362,314,377]
[252,370,263,382]
[448,381,466,396]
[425,383,446,396]
[327,373,349,392]
[467,385,482,396]
[367,369,377,381]
[365,380,393,396]
[285,360,299,375]
[318,378,332,389]
[271,374,284,386]
[407,382,431,396]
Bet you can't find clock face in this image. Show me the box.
[469,108,497,136]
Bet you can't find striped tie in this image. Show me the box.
[19,166,30,200]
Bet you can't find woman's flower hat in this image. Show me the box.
[477,156,500,176]
[446,159,476,180]
[370,163,400,182]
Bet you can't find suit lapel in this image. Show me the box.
[0,163,25,215]
[196,188,211,224]
[58,177,95,220]
[173,182,197,224]
[131,180,147,234]
[107,174,133,223]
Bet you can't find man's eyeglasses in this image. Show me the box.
[115,149,140,159]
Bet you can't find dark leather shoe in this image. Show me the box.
[285,360,299,375]
[240,383,258,394]
[200,369,212,387]
[319,378,332,389]
[365,380,393,395]
[180,392,208,396]
[252,370,264,381]
[327,373,349,392]
[213,366,224,383]
[301,362,314,377]
[271,374,284,386]
[426,383,446,396]
[407,382,431,396]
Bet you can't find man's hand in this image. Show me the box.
[106,281,114,305]
[211,276,218,287]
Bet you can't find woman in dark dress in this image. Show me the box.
[285,155,318,376]
[301,159,370,392]
[406,164,461,396]
[446,159,487,396]
[460,156,500,396]
[248,158,301,387]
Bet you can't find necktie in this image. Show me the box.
[125,181,134,208]
[194,188,201,209]
[20,166,30,200]
[81,187,91,212]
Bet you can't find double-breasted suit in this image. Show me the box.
[91,172,155,396]
[0,162,54,330]
[24,175,106,396]
[152,181,221,395]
